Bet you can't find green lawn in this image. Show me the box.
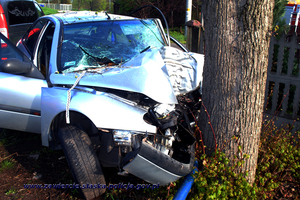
[41,7,59,15]
[169,30,186,44]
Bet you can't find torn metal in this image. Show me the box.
[47,15,204,186]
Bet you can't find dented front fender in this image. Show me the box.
[41,87,156,146]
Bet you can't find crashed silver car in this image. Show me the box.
[0,11,204,199]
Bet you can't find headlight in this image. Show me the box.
[153,104,175,119]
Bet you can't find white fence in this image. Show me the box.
[264,33,300,127]
[40,3,72,11]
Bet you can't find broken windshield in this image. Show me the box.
[59,19,166,73]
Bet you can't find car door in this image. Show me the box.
[0,32,47,133]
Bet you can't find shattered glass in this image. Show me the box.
[60,19,166,73]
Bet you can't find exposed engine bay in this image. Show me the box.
[96,93,201,185]
[94,48,202,185]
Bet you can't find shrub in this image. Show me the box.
[167,116,300,199]
[256,117,300,198]
[190,144,257,199]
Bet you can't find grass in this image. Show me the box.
[0,129,40,147]
[0,129,15,146]
[41,7,59,15]
[0,159,15,172]
[169,30,186,44]
[5,187,17,195]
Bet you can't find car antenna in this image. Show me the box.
[105,11,111,20]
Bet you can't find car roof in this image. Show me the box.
[0,0,37,4]
[49,11,138,25]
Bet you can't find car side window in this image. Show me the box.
[0,34,23,65]
[23,19,47,57]
[0,32,44,79]
[37,22,55,76]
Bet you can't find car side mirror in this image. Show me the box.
[0,58,32,75]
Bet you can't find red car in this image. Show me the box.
[0,0,44,44]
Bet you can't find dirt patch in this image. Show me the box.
[0,129,79,200]
[0,129,168,200]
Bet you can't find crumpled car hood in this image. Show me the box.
[50,47,203,104]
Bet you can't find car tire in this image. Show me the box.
[58,125,106,200]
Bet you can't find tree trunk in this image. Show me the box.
[78,0,81,11]
[90,1,93,11]
[199,0,274,184]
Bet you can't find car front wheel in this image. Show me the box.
[58,125,106,199]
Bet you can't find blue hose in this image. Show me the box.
[173,160,199,200]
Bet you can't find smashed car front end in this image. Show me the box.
[93,89,198,185]
[121,101,197,185]
[43,15,203,186]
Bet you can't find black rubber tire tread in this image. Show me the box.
[58,125,105,200]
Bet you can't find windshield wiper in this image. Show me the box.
[79,45,101,64]
[79,45,115,65]
[72,67,97,73]
[140,46,151,53]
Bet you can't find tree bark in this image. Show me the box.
[78,0,81,11]
[200,0,274,184]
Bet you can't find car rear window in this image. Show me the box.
[7,1,41,25]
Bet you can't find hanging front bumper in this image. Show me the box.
[123,141,195,186]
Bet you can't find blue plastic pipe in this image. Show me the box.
[173,160,199,200]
